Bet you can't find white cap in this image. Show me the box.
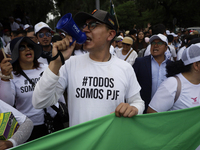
[149,34,168,45]
[16,18,21,22]
[181,43,200,65]
[166,30,170,35]
[23,24,30,30]
[117,35,124,40]
[34,22,52,34]
[171,32,178,37]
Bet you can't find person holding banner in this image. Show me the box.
[147,43,200,113]
[0,100,33,150]
[32,9,145,127]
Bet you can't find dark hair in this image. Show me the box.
[52,35,62,43]
[129,29,137,35]
[133,31,147,52]
[166,60,192,77]
[152,24,166,35]
[13,58,40,76]
[27,28,34,33]
[187,38,200,47]
[167,35,174,43]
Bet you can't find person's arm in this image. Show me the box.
[32,36,76,109]
[147,106,157,113]
[0,58,15,106]
[0,117,33,150]
[8,117,33,147]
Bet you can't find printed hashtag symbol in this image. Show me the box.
[24,80,28,85]
[82,77,88,86]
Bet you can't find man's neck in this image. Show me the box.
[153,55,165,66]
[42,45,52,52]
[89,49,111,62]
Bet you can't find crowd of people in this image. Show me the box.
[0,8,200,149]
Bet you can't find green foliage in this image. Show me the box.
[1,0,200,31]
[0,0,54,25]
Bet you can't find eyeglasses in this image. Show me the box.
[82,21,102,31]
[19,44,34,51]
[122,43,131,46]
[38,32,51,38]
[151,41,165,46]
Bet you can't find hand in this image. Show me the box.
[49,36,76,75]
[52,35,76,64]
[147,23,151,28]
[0,140,13,150]
[1,58,13,76]
[115,103,138,117]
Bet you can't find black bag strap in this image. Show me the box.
[174,76,181,103]
[20,70,35,87]
[20,70,58,111]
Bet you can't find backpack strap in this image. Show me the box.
[174,76,181,103]
[124,49,133,61]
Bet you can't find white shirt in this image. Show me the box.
[10,22,20,31]
[177,46,186,60]
[149,73,200,112]
[116,48,138,65]
[32,54,144,127]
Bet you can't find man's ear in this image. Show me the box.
[108,30,116,41]
[193,62,200,71]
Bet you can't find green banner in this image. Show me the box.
[11,106,200,150]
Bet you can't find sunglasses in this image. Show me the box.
[19,44,34,51]
[151,41,165,46]
[116,39,123,43]
[122,43,131,46]
[38,32,51,38]
[82,21,102,31]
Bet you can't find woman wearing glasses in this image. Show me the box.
[0,37,65,142]
[116,36,138,65]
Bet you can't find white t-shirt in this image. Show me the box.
[0,64,65,126]
[38,57,49,65]
[33,54,143,127]
[0,100,26,125]
[177,46,186,61]
[116,48,138,65]
[10,22,20,31]
[73,49,88,55]
[109,45,116,55]
[168,44,177,61]
[149,73,200,112]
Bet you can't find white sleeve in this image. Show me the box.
[144,44,151,56]
[127,92,145,115]
[32,67,66,109]
[149,78,177,112]
[0,80,15,106]
[8,117,33,147]
[170,46,177,57]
